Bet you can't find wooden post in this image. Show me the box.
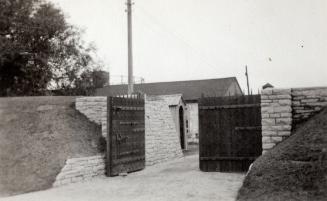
[106,97,113,176]
[127,0,134,95]
[245,66,250,95]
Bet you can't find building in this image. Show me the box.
[163,94,187,149]
[96,77,243,143]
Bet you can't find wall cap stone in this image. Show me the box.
[261,88,291,95]
[291,86,327,91]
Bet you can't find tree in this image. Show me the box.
[91,70,109,88]
[55,69,109,96]
[0,0,103,96]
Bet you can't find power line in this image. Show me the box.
[134,4,218,71]
[110,74,145,85]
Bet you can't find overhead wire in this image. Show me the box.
[134,3,218,71]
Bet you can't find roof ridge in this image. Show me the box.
[107,77,237,87]
[96,77,242,100]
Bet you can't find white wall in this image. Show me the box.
[186,103,199,143]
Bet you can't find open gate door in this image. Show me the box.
[106,96,145,176]
[199,95,262,172]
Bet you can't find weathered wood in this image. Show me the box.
[200,156,258,161]
[112,106,144,111]
[106,96,145,176]
[199,95,262,172]
[199,103,260,110]
[235,126,262,131]
[106,97,113,176]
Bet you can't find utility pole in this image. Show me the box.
[126,0,134,95]
[245,65,250,95]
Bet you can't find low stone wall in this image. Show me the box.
[51,95,184,188]
[75,97,107,138]
[292,87,327,129]
[145,95,184,166]
[261,87,327,153]
[53,155,105,187]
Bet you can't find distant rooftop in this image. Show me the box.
[95,77,242,101]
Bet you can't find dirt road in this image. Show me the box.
[1,155,244,201]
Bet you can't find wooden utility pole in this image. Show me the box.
[127,0,134,94]
[245,65,250,95]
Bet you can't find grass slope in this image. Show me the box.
[237,108,327,201]
[0,97,104,197]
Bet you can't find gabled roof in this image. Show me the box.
[161,94,184,106]
[95,77,242,101]
[146,94,184,106]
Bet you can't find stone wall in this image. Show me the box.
[261,87,327,153]
[261,89,292,153]
[52,95,184,188]
[75,97,107,138]
[292,87,327,129]
[53,155,105,187]
[145,95,184,166]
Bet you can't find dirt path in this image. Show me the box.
[1,155,244,201]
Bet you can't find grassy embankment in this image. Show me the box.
[237,108,327,201]
[0,97,104,197]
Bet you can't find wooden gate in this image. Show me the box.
[199,95,262,172]
[106,96,145,176]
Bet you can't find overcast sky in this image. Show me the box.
[50,0,327,92]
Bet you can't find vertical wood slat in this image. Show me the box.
[199,95,262,172]
[106,95,145,176]
[106,96,113,176]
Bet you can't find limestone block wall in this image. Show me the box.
[145,95,184,166]
[261,89,292,153]
[261,87,327,153]
[75,97,107,138]
[292,87,327,128]
[53,155,105,187]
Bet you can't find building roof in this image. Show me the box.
[146,94,184,106]
[95,77,241,101]
[161,94,184,106]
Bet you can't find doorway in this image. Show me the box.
[179,106,185,150]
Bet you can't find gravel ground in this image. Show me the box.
[1,155,245,201]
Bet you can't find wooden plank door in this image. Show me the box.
[199,95,262,172]
[106,96,145,176]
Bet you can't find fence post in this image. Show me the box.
[106,96,113,176]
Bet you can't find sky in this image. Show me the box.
[50,0,327,92]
